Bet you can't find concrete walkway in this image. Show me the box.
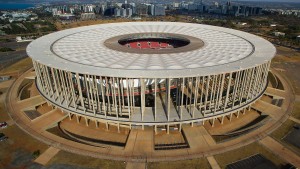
[207,156,221,169]
[182,125,215,153]
[289,116,300,124]
[34,146,60,165]
[126,162,146,169]
[0,79,14,89]
[17,95,46,108]
[24,71,36,79]
[251,100,283,120]
[265,87,286,98]
[124,128,154,157]
[259,136,300,168]
[32,109,67,131]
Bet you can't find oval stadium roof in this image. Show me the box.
[27,22,276,78]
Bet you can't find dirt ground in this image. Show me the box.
[272,45,300,95]
[214,142,287,169]
[47,150,126,169]
[147,158,211,169]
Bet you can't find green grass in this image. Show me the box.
[147,158,211,169]
[214,142,287,169]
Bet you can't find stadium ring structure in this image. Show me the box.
[27,22,276,133]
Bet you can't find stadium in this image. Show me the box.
[26,22,276,133]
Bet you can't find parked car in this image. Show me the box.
[0,122,7,129]
[0,133,7,141]
[0,136,8,141]
[0,122,7,125]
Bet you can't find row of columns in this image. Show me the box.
[33,61,270,126]
[66,105,251,134]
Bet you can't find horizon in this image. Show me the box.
[0,0,300,3]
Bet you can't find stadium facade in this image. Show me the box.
[27,22,276,133]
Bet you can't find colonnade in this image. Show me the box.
[33,61,270,129]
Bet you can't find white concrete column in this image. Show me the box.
[167,124,170,134]
[212,118,215,127]
[95,120,98,128]
[140,78,145,121]
[76,115,79,123]
[85,117,88,126]
[68,113,72,120]
[224,72,232,111]
[106,122,109,131]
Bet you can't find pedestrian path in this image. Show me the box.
[207,156,221,169]
[126,162,146,169]
[259,136,300,168]
[34,146,60,165]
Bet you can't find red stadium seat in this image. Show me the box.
[130,42,140,49]
[150,42,160,49]
[140,41,150,49]
[160,42,168,48]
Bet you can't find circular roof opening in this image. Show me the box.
[104,33,204,54]
[118,33,190,50]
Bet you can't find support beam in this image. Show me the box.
[95,120,98,128]
[68,113,72,120]
[85,117,88,126]
[76,115,79,123]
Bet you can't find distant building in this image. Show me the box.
[114,8,121,17]
[59,14,76,20]
[148,4,155,16]
[101,4,107,15]
[273,31,285,37]
[52,8,59,16]
[70,7,75,14]
[188,4,198,11]
[80,13,96,20]
[127,8,133,17]
[84,5,94,13]
[173,2,180,8]
[121,8,126,17]
[154,5,165,16]
[296,35,300,42]
[94,6,101,14]
[198,4,206,13]
[16,36,35,42]
[237,22,247,26]
[136,4,148,16]
[0,76,11,82]
[129,3,136,14]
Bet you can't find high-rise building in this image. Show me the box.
[154,5,165,16]
[127,8,133,17]
[148,4,155,15]
[114,8,121,17]
[80,13,96,20]
[121,8,127,17]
